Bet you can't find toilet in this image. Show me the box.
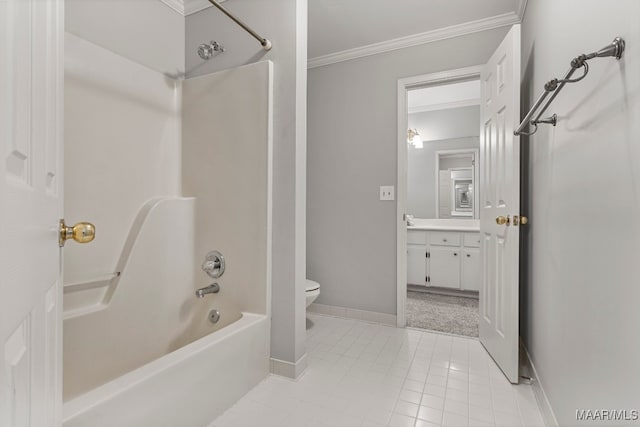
[305,279,320,308]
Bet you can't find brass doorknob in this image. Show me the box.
[496,216,510,225]
[59,219,95,247]
[513,215,529,226]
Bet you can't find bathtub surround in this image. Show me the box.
[64,30,273,426]
[307,27,509,316]
[64,32,182,285]
[182,61,273,319]
[63,198,197,400]
[186,0,309,376]
[65,0,308,378]
[520,0,640,425]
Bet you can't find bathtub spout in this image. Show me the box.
[195,283,220,298]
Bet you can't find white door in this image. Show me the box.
[479,24,521,383]
[1,0,65,424]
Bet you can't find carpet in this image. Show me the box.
[406,291,479,337]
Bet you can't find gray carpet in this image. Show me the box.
[406,291,479,337]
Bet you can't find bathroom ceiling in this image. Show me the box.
[308,0,524,59]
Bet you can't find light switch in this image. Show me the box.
[380,186,395,201]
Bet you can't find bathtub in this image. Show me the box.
[62,198,270,426]
[63,312,268,427]
[62,44,273,424]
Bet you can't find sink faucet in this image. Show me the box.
[195,283,220,298]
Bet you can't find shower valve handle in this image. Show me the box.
[202,251,225,278]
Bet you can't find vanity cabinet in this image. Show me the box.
[407,229,480,291]
[407,231,427,285]
[429,246,461,288]
[462,247,481,291]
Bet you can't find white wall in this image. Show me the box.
[407,137,478,219]
[407,106,479,218]
[182,61,272,317]
[185,0,308,369]
[66,0,185,76]
[521,1,640,425]
[408,105,479,142]
[307,28,508,315]
[64,33,181,285]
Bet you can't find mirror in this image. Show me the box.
[407,79,480,221]
[436,151,478,219]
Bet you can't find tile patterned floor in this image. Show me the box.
[210,314,545,427]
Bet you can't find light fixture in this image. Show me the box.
[407,128,423,149]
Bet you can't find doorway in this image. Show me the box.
[396,23,522,385]
[400,74,482,337]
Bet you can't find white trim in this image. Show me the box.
[185,0,227,16]
[409,98,480,114]
[265,60,274,344]
[308,12,520,69]
[308,304,397,327]
[157,0,228,16]
[270,354,308,379]
[158,0,184,14]
[520,340,559,427]
[517,0,529,21]
[397,65,483,330]
[397,77,409,327]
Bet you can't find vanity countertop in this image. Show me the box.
[407,218,480,232]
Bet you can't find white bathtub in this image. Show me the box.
[63,312,268,427]
[63,38,273,425]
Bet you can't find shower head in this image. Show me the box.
[198,41,225,60]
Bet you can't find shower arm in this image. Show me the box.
[206,0,272,51]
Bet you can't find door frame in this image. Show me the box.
[396,65,483,327]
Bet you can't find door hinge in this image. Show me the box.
[425,251,430,258]
[426,276,430,283]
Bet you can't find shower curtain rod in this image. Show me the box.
[514,37,625,136]
[207,0,272,51]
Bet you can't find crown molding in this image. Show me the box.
[159,0,184,14]
[517,0,529,21]
[308,12,521,69]
[158,0,227,16]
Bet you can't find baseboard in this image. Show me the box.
[308,303,397,326]
[520,340,559,427]
[270,353,307,379]
[408,285,479,299]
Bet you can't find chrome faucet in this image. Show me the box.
[195,283,220,298]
